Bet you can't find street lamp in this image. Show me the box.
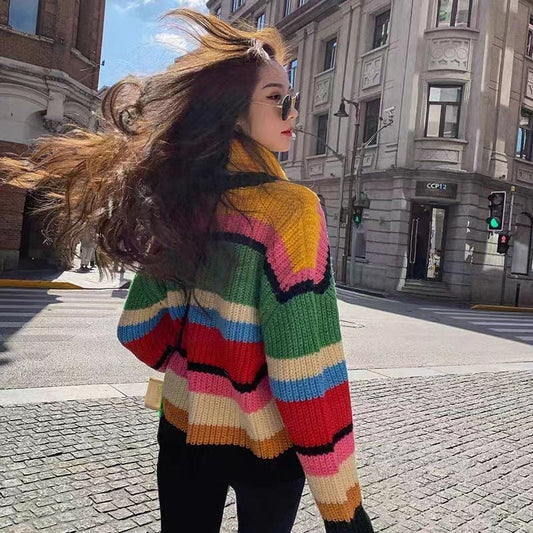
[294,124,347,280]
[335,99,395,284]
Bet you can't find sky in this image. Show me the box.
[99,0,208,89]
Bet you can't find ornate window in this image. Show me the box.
[8,0,40,34]
[527,16,533,58]
[437,0,472,28]
[425,85,463,138]
[323,38,337,71]
[232,0,245,13]
[517,109,533,161]
[373,10,390,49]
[315,114,329,155]
[363,98,381,144]
[284,0,292,17]
[256,13,265,30]
[287,59,298,90]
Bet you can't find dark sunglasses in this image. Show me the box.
[253,92,300,121]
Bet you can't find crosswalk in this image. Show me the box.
[0,288,127,346]
[420,307,533,344]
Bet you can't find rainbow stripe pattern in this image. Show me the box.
[118,172,369,530]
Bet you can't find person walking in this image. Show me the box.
[0,10,373,533]
[79,226,96,271]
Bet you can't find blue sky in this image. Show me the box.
[99,0,208,89]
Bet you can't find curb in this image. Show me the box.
[471,304,533,313]
[0,279,82,290]
[336,284,387,298]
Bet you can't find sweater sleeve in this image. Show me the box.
[259,192,373,532]
[117,273,181,371]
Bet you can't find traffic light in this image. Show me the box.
[486,191,506,232]
[497,233,511,254]
[353,205,364,225]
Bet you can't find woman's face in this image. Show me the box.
[238,60,298,153]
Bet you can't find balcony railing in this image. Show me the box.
[517,127,533,161]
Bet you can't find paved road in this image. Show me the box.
[1,372,532,532]
[1,288,533,389]
[0,288,159,390]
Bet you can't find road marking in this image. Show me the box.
[517,336,533,341]
[469,321,533,326]
[492,328,533,333]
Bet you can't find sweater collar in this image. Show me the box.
[226,138,288,181]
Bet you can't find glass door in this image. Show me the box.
[408,204,447,281]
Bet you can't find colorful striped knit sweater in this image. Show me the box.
[118,141,371,532]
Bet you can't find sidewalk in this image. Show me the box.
[0,265,133,290]
[1,371,533,532]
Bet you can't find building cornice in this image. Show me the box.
[0,56,101,103]
[276,0,345,38]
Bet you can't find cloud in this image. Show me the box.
[114,0,156,12]
[153,32,190,53]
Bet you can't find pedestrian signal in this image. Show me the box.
[497,233,510,254]
[353,206,364,225]
[486,191,506,232]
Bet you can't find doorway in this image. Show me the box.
[408,203,447,281]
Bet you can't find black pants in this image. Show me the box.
[157,417,305,533]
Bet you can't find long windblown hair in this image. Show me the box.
[0,9,286,284]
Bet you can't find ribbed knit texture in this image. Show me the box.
[118,140,371,532]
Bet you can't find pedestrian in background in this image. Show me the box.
[0,10,373,533]
[79,227,96,271]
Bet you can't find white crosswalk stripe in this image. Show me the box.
[0,288,126,345]
[421,307,533,344]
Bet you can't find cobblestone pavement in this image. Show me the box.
[1,371,532,532]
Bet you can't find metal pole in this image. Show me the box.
[499,186,515,305]
[342,106,360,284]
[293,126,346,280]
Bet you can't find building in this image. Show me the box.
[208,0,533,305]
[0,0,105,270]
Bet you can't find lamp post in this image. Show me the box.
[293,125,347,278]
[335,100,395,284]
[334,97,360,283]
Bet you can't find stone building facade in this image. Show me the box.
[0,0,105,270]
[209,0,533,305]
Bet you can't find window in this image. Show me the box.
[425,85,462,138]
[287,59,298,90]
[517,109,533,162]
[8,0,40,34]
[315,114,329,155]
[284,0,292,17]
[298,0,308,6]
[526,15,533,58]
[214,6,222,18]
[279,151,289,162]
[323,38,337,71]
[372,10,390,49]
[232,0,245,13]
[363,98,381,144]
[437,0,472,28]
[256,13,265,30]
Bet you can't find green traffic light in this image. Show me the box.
[489,217,500,229]
[353,215,361,224]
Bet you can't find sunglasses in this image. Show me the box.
[252,92,300,121]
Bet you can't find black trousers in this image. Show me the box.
[157,417,305,533]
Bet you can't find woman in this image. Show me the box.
[0,10,373,533]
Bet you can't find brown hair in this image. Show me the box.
[0,9,286,284]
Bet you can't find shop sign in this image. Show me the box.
[415,181,457,199]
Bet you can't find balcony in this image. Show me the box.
[276,0,343,37]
